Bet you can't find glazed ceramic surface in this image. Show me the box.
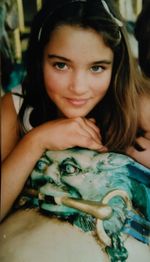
[0,149,150,261]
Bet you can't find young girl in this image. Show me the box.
[1,0,149,221]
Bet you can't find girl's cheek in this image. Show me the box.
[93,75,111,94]
[44,72,69,92]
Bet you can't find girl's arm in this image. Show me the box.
[1,93,45,221]
[1,93,105,221]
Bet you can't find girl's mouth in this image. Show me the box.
[66,98,89,106]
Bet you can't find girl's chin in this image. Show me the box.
[62,112,87,119]
[57,109,88,119]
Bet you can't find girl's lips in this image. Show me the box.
[66,98,89,106]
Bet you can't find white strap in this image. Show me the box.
[11,85,23,114]
[11,85,34,132]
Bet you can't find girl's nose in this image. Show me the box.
[69,71,89,94]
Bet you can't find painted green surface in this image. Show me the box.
[18,149,150,261]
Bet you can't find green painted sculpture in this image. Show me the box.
[19,148,150,261]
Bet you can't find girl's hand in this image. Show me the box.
[34,117,107,152]
[126,136,150,168]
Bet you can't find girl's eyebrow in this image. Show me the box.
[48,54,70,62]
[48,54,112,64]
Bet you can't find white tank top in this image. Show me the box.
[11,86,33,133]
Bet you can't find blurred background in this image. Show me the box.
[0,0,149,93]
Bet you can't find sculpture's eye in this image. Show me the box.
[60,164,80,175]
[64,164,78,174]
[36,160,49,172]
[60,158,81,176]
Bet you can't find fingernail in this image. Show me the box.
[98,146,108,152]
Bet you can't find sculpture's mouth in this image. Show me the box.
[40,195,57,205]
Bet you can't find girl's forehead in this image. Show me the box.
[45,24,113,61]
[50,24,104,44]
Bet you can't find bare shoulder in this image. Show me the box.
[1,92,21,161]
[1,92,18,124]
[1,92,15,110]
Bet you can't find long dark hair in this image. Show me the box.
[20,0,140,151]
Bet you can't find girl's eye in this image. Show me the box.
[54,62,68,70]
[90,65,103,73]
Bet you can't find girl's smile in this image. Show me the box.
[43,25,114,118]
[65,98,90,106]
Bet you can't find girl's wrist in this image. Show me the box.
[23,127,46,158]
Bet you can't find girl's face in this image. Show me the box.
[43,25,114,118]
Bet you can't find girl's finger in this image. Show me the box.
[86,118,102,139]
[88,118,96,123]
[75,133,107,152]
[135,136,150,150]
[76,118,101,143]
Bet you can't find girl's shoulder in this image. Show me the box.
[2,85,24,115]
[1,87,22,161]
